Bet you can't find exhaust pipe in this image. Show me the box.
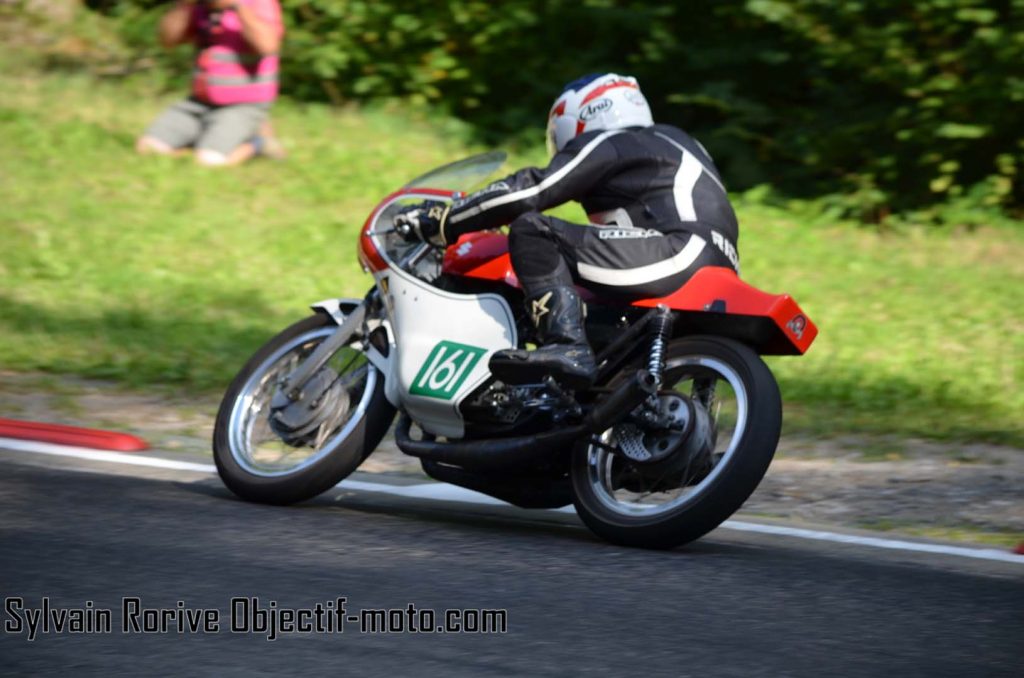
[584,369,658,431]
[394,416,584,471]
[393,369,657,471]
[420,460,572,509]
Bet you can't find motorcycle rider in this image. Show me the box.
[395,73,740,389]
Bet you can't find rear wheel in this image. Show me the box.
[213,314,395,504]
[571,336,781,549]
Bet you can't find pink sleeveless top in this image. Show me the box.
[190,0,284,106]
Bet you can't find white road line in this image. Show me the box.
[720,520,1024,565]
[0,438,219,473]
[2,437,1022,565]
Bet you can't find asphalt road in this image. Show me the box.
[0,450,1021,677]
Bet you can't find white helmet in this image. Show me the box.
[546,73,654,155]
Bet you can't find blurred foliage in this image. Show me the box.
[67,0,1024,220]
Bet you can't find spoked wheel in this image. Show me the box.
[213,314,395,505]
[571,336,782,549]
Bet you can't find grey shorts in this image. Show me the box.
[143,98,270,156]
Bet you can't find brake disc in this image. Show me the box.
[615,394,692,463]
[269,368,350,446]
[614,424,654,462]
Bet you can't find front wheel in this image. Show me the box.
[571,336,782,549]
[213,314,395,505]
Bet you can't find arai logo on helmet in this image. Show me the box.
[579,98,613,122]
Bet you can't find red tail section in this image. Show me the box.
[441,233,817,355]
[632,267,817,355]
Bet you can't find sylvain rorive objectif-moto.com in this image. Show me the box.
[3,596,508,641]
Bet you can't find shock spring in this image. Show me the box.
[647,305,674,387]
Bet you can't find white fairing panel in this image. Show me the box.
[380,268,516,438]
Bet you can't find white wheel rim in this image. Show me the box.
[227,327,378,478]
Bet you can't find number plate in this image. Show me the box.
[409,341,487,400]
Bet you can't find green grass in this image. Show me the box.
[1,54,1022,446]
[740,202,1024,445]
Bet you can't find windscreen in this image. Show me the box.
[404,151,508,193]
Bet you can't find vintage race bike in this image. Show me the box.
[213,152,817,549]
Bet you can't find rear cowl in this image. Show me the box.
[441,232,817,356]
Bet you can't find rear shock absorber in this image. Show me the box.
[647,305,674,388]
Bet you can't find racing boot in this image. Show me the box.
[489,285,596,389]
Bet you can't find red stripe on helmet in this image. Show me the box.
[576,120,587,136]
[580,80,638,104]
[550,100,567,118]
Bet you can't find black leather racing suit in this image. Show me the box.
[442,124,740,299]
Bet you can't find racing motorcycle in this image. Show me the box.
[213,152,817,549]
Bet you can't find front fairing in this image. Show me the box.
[358,152,508,275]
[355,152,517,438]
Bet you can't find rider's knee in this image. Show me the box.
[509,211,544,229]
[508,212,548,242]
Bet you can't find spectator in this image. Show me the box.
[136,0,285,166]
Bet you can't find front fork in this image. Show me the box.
[270,296,370,412]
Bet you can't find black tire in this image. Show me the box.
[571,336,782,549]
[213,314,395,505]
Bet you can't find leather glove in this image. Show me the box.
[393,201,449,244]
